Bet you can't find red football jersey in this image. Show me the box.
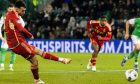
[87,20,112,40]
[4,11,33,49]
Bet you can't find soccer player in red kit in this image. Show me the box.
[4,1,71,84]
[86,16,112,71]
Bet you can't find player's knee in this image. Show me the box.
[35,47,43,56]
[92,52,98,56]
[25,54,35,60]
[28,57,38,64]
[31,60,38,69]
[28,51,35,60]
[31,63,38,69]
[93,47,99,53]
[94,49,99,53]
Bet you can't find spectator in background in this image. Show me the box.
[1,0,138,40]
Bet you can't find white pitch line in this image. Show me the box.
[96,70,126,72]
[0,70,128,74]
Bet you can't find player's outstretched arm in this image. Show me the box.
[87,19,90,33]
[0,16,6,42]
[86,19,92,38]
[8,11,33,39]
[10,17,33,38]
[0,16,4,38]
[13,21,33,38]
[86,19,99,38]
[124,20,130,40]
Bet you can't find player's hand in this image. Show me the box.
[124,33,129,40]
[30,36,34,39]
[97,36,102,40]
[88,33,93,38]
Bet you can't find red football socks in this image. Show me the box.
[31,68,39,80]
[91,57,97,66]
[42,52,59,61]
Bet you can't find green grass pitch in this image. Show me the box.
[0,52,139,84]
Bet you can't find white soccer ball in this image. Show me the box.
[125,69,138,81]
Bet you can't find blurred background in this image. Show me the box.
[1,0,140,40]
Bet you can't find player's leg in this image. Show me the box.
[133,44,140,71]
[20,41,70,83]
[90,43,100,71]
[11,42,45,84]
[87,38,100,71]
[34,47,71,64]
[121,48,138,67]
[134,50,139,71]
[125,44,139,59]
[121,35,140,67]
[0,41,8,71]
[121,50,135,67]
[0,48,7,71]
[28,56,45,84]
[9,51,16,71]
[18,42,70,83]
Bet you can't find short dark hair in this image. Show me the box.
[100,15,108,21]
[101,15,107,19]
[8,4,14,7]
[15,0,26,8]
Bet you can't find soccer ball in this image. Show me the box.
[125,69,138,81]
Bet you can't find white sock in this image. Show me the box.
[58,58,64,61]
[135,62,138,65]
[9,64,13,68]
[1,64,4,67]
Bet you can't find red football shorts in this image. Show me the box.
[90,38,104,50]
[11,41,35,60]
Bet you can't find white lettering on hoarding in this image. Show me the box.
[105,42,115,53]
[36,41,41,49]
[71,42,74,53]
[116,41,123,53]
[124,42,132,53]
[74,42,79,53]
[65,41,71,52]
[79,42,85,53]
[49,41,54,52]
[41,41,48,52]
[55,41,61,52]
[27,40,133,53]
[61,41,64,52]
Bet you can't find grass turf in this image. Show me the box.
[0,52,139,84]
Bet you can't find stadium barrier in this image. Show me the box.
[26,39,133,53]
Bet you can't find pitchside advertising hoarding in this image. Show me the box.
[27,39,134,53]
